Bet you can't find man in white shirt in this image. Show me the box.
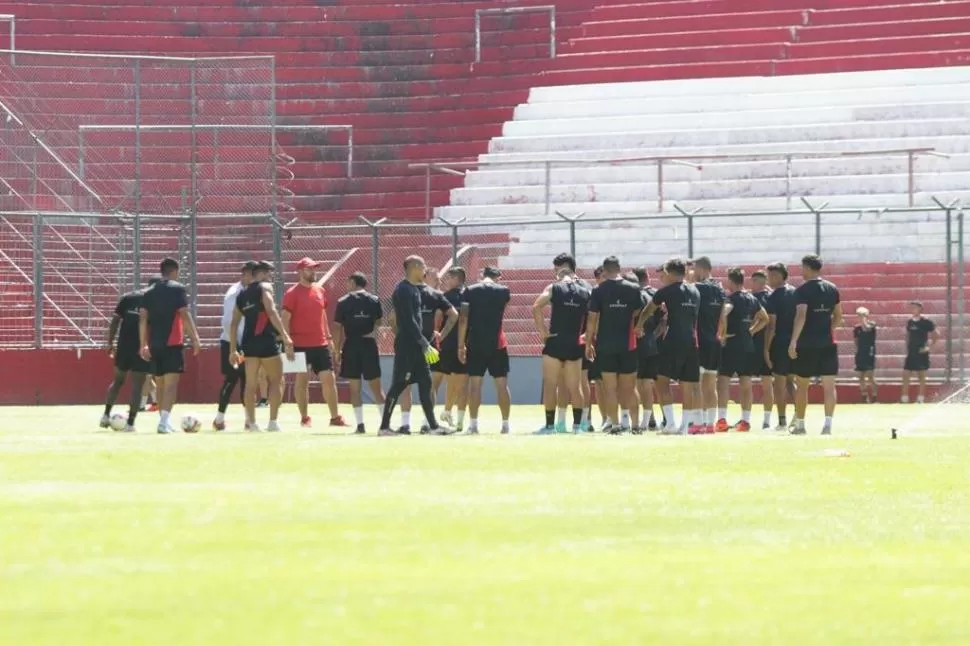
[213,261,255,430]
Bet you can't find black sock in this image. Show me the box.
[545,409,555,427]
[572,407,583,425]
[779,415,787,425]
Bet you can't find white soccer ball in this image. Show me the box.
[109,413,128,431]
[181,414,201,434]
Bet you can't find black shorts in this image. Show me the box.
[392,351,432,386]
[542,340,585,363]
[585,356,601,381]
[637,353,659,380]
[340,340,381,381]
[904,352,930,372]
[220,340,245,378]
[658,344,700,383]
[435,346,467,375]
[719,345,754,378]
[793,344,839,378]
[769,341,793,376]
[698,337,721,373]
[116,346,151,374]
[296,346,333,374]
[467,346,510,378]
[242,336,280,359]
[855,355,876,372]
[595,349,637,375]
[150,345,184,377]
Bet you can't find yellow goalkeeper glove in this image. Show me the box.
[424,346,440,365]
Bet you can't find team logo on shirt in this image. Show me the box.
[608,299,627,309]
[562,298,582,308]
[353,311,370,319]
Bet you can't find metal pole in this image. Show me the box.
[656,159,664,213]
[134,59,142,215]
[451,223,458,265]
[815,210,822,256]
[959,210,966,383]
[474,10,482,63]
[549,7,556,58]
[946,208,953,382]
[371,223,379,298]
[272,216,283,286]
[347,127,353,178]
[907,151,915,207]
[189,61,198,317]
[9,17,14,65]
[33,213,42,348]
[785,155,793,210]
[569,219,576,259]
[133,213,141,290]
[544,161,551,215]
[424,165,431,219]
[687,214,694,258]
[30,143,37,197]
[269,58,277,220]
[78,128,85,181]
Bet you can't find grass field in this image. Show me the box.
[2,402,969,645]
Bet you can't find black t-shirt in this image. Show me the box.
[653,281,700,348]
[589,278,646,353]
[854,323,876,359]
[695,279,726,344]
[114,289,145,356]
[391,279,427,354]
[765,284,798,343]
[236,280,278,347]
[548,279,591,347]
[334,290,382,341]
[725,290,760,353]
[906,317,935,354]
[794,278,840,349]
[440,287,465,351]
[419,284,453,344]
[461,280,511,351]
[752,289,771,350]
[638,286,659,357]
[140,279,188,348]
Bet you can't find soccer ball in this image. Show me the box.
[109,413,128,431]
[181,414,202,434]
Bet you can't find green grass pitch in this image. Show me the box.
[1,402,969,645]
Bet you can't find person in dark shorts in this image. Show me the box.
[691,256,727,433]
[437,267,469,430]
[640,258,701,434]
[230,260,292,432]
[632,266,659,433]
[901,301,938,404]
[764,262,798,430]
[214,261,255,431]
[853,306,878,403]
[789,254,843,435]
[138,258,201,434]
[333,271,384,434]
[378,256,454,436]
[750,270,774,428]
[552,253,593,432]
[533,264,591,434]
[583,265,606,430]
[100,277,160,432]
[715,268,768,433]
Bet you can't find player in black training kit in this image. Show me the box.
[437,267,469,430]
[533,262,591,434]
[641,258,701,434]
[138,258,202,434]
[901,300,939,404]
[632,267,660,433]
[379,256,454,436]
[691,256,727,433]
[333,272,384,434]
[789,254,843,435]
[716,268,769,433]
[100,277,161,432]
[549,253,594,432]
[749,270,774,429]
[853,306,878,403]
[764,262,798,430]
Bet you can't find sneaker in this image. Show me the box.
[157,423,174,434]
[762,422,772,430]
[661,426,685,435]
[397,425,411,435]
[703,424,716,435]
[256,399,268,409]
[354,424,366,434]
[212,418,226,431]
[267,421,282,433]
[734,420,751,433]
[146,403,159,413]
[572,424,584,434]
[500,427,510,435]
[714,418,730,433]
[821,427,832,436]
[245,422,261,432]
[534,425,556,435]
[429,424,457,435]
[440,411,454,426]
[464,427,480,435]
[631,425,644,436]
[554,421,568,434]
[773,424,788,432]
[330,416,349,427]
[300,416,312,428]
[419,424,431,435]
[687,424,706,435]
[585,423,595,433]
[647,416,658,431]
[122,425,136,433]
[377,428,397,437]
[789,426,807,436]
[99,414,110,429]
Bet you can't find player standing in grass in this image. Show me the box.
[437,267,469,430]
[901,301,938,404]
[641,258,701,434]
[789,254,843,435]
[378,256,453,436]
[750,270,774,428]
[213,261,255,431]
[583,265,606,431]
[100,277,160,432]
[716,268,769,433]
[550,253,593,432]
[764,262,798,431]
[691,257,727,432]
[458,266,512,434]
[138,258,202,434]
[533,262,591,434]
[333,272,384,434]
[632,266,660,433]
[853,306,878,403]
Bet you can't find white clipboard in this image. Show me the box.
[282,352,307,374]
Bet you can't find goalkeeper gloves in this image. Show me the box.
[424,346,440,365]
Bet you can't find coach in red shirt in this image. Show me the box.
[281,258,347,428]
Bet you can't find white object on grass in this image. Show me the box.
[181,414,201,433]
[109,413,128,431]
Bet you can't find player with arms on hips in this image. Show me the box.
[764,262,798,431]
[750,270,774,428]
[214,261,255,431]
[436,267,470,430]
[138,258,202,434]
[716,268,768,433]
[230,260,292,432]
[641,258,701,434]
[901,300,938,404]
[632,266,661,433]
[101,277,161,432]
[333,271,384,434]
[853,306,878,403]
[378,256,454,436]
[282,258,346,428]
[458,266,512,434]
[788,254,843,435]
[549,254,594,432]
[691,256,728,432]
[533,262,591,434]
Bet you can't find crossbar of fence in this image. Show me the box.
[0,48,273,62]
[475,5,556,63]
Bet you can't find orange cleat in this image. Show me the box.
[703,424,716,434]
[301,416,312,428]
[714,418,730,433]
[330,416,348,427]
[734,420,751,433]
[146,403,159,412]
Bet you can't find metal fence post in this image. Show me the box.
[555,210,584,260]
[785,155,793,210]
[32,212,43,348]
[134,58,142,216]
[544,161,551,215]
[656,159,665,213]
[269,58,278,221]
[133,213,141,290]
[188,61,199,317]
[437,216,465,265]
[358,216,387,296]
[424,165,432,220]
[800,198,828,256]
[674,204,702,258]
[946,207,953,382]
[959,208,966,383]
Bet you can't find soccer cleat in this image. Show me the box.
[156,423,174,434]
[99,414,111,429]
[397,425,411,435]
[440,410,453,426]
[146,403,159,412]
[714,418,730,433]
[500,427,510,435]
[774,424,788,432]
[534,426,556,435]
[300,416,312,428]
[554,421,568,434]
[687,424,706,435]
[122,425,136,433]
[585,423,595,433]
[256,399,268,409]
[789,426,807,436]
[244,422,261,433]
[762,422,772,430]
[330,416,348,427]
[212,419,226,431]
[661,426,685,435]
[429,424,457,436]
[631,426,644,436]
[821,427,832,436]
[419,424,431,435]
[377,428,397,437]
[703,424,716,435]
[572,424,584,434]
[463,427,480,435]
[267,421,282,433]
[354,424,366,434]
[734,420,751,433]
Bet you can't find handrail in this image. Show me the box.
[0,15,14,63]
[0,48,272,62]
[409,147,947,216]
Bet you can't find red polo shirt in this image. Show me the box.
[282,283,330,347]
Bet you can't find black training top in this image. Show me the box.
[589,278,646,353]
[906,317,935,354]
[752,288,771,350]
[440,287,465,351]
[236,280,278,347]
[765,283,798,343]
[114,289,145,356]
[638,286,659,357]
[548,278,591,347]
[695,279,726,344]
[461,280,511,351]
[653,281,701,348]
[794,277,840,349]
[854,323,877,360]
[140,278,188,349]
[419,284,453,344]
[334,290,382,341]
[392,279,429,354]
[725,290,760,353]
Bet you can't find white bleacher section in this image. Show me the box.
[436,66,969,268]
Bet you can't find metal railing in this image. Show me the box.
[475,5,557,63]
[0,14,13,63]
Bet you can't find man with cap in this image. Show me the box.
[213,261,255,431]
[282,257,347,428]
